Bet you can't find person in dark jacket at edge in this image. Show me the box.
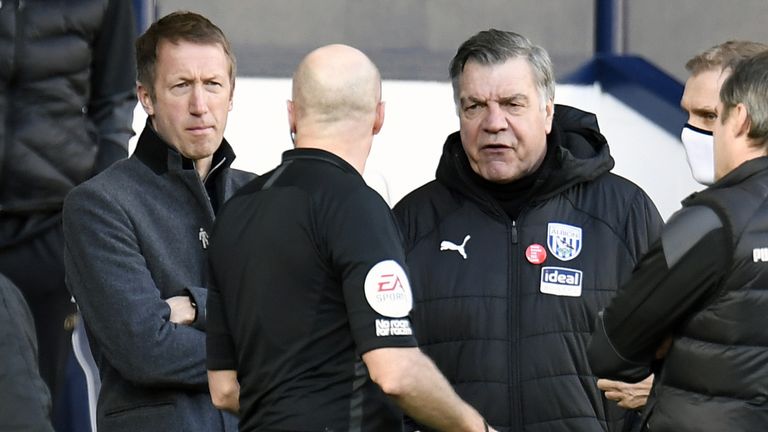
[588,51,768,432]
[0,272,54,432]
[394,29,664,432]
[0,1,137,430]
[591,40,768,429]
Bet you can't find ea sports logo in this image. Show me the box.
[364,260,413,318]
[376,273,405,292]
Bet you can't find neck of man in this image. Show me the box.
[468,140,556,220]
[294,123,373,175]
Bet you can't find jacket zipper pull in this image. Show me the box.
[511,220,518,244]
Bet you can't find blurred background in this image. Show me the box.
[135,0,768,82]
[130,0,768,219]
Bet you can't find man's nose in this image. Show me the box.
[482,103,507,132]
[189,85,209,115]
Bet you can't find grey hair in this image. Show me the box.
[720,50,768,147]
[449,29,555,110]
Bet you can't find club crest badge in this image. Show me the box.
[547,223,582,261]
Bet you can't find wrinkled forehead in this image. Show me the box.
[458,58,539,100]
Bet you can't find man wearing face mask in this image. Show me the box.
[589,49,768,432]
[593,41,768,411]
[680,40,767,185]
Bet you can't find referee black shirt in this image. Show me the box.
[207,148,418,432]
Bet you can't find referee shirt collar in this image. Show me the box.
[281,148,359,175]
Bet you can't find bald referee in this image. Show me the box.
[205,44,492,432]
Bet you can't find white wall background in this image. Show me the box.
[131,78,701,220]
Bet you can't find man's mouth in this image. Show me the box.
[481,143,511,150]
[187,125,213,135]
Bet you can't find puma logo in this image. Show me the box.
[440,235,471,260]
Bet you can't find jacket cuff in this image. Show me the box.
[588,312,651,382]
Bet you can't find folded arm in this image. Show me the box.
[63,186,209,389]
[589,205,728,381]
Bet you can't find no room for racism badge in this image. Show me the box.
[525,243,547,265]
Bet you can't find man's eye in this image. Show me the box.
[462,104,484,118]
[501,100,524,112]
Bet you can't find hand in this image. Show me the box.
[597,374,654,410]
[165,296,196,325]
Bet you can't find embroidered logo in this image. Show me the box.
[547,223,582,261]
[199,228,210,250]
[440,235,471,259]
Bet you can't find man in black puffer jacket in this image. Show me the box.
[0,0,136,426]
[589,48,768,432]
[394,29,663,432]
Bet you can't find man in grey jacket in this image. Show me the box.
[62,12,252,431]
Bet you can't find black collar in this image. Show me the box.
[710,156,768,189]
[133,119,236,175]
[281,148,359,175]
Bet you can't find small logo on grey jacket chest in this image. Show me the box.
[199,228,210,250]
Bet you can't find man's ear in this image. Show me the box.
[137,82,154,116]
[229,78,236,111]
[287,100,296,135]
[543,99,554,134]
[732,103,751,138]
[373,101,385,135]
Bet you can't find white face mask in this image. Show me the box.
[681,124,715,185]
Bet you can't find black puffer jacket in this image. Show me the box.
[394,105,663,432]
[0,0,135,238]
[647,158,768,431]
